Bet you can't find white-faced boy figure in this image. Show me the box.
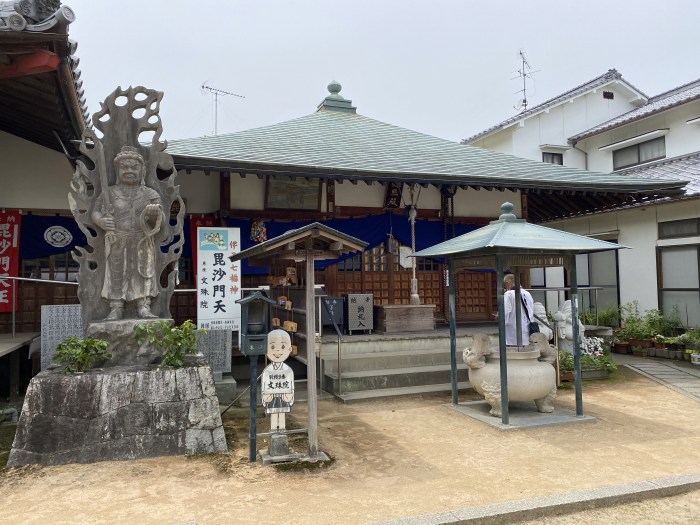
[261,329,295,432]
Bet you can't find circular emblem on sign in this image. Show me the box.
[44,226,73,248]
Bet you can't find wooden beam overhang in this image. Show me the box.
[173,154,686,224]
[0,49,60,79]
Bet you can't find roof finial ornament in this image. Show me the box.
[327,80,342,96]
[499,202,517,221]
[317,80,356,113]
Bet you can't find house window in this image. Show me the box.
[658,245,700,327]
[542,152,563,165]
[576,250,620,315]
[612,137,665,170]
[659,218,700,239]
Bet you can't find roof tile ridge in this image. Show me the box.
[489,221,508,246]
[615,151,700,174]
[647,78,700,103]
[570,88,700,143]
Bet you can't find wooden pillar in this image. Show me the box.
[248,355,258,462]
[219,172,230,211]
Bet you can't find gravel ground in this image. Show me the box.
[1,366,700,525]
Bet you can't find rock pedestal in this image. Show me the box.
[86,318,172,366]
[8,365,227,467]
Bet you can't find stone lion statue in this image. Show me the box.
[463,333,493,369]
[530,332,557,364]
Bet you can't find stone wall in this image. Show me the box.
[8,365,227,467]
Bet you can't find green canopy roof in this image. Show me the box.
[414,202,624,261]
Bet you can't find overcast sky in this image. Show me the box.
[66,0,700,143]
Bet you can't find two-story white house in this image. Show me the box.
[464,72,700,327]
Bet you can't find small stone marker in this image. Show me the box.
[196,329,232,376]
[40,304,82,370]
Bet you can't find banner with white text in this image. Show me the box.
[0,211,21,313]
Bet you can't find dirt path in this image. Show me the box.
[2,368,700,525]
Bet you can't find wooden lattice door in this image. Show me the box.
[456,270,495,321]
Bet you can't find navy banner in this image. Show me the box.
[224,214,479,275]
[19,214,87,259]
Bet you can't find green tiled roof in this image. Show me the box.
[167,85,687,195]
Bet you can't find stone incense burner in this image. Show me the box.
[463,333,557,417]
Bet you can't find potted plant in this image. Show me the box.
[612,329,630,354]
[644,309,666,341]
[663,306,683,337]
[652,334,667,349]
[654,337,671,359]
[621,302,654,347]
[558,350,574,382]
[675,333,693,359]
[558,354,617,381]
[559,337,617,381]
[631,344,647,358]
[684,329,700,353]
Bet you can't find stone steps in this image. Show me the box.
[318,333,483,402]
[334,381,473,403]
[323,363,470,393]
[321,348,455,374]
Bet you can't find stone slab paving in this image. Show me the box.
[449,400,595,430]
[621,356,700,402]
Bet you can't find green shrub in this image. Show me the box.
[134,319,204,368]
[685,328,700,346]
[597,305,620,328]
[54,336,111,374]
[662,305,683,336]
[620,301,654,339]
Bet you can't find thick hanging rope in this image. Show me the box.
[409,184,421,305]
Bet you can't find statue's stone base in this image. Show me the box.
[7,365,227,467]
[86,318,173,366]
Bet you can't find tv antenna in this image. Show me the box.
[201,83,245,135]
[511,50,539,112]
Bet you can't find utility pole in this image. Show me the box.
[201,84,245,135]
